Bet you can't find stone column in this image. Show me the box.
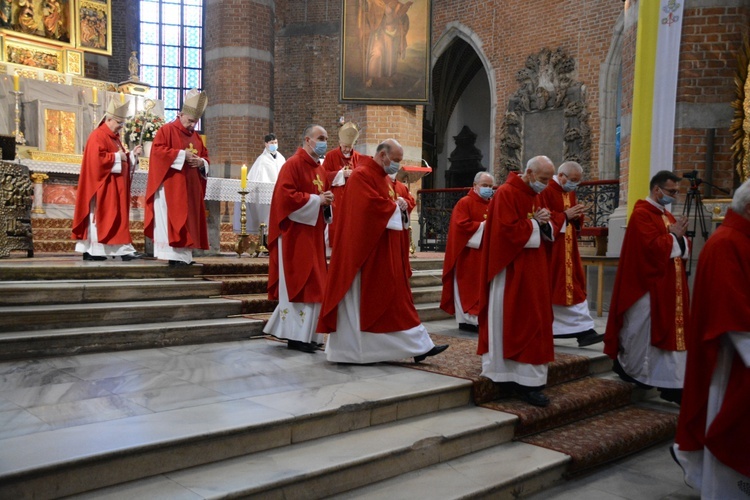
[30,172,48,216]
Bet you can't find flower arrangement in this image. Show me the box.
[124,111,165,145]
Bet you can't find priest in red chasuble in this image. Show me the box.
[317,139,448,364]
[263,124,334,353]
[478,156,557,407]
[671,179,750,498]
[322,122,362,253]
[145,89,209,267]
[440,171,494,333]
[539,161,603,346]
[389,169,416,265]
[72,98,144,261]
[604,170,689,404]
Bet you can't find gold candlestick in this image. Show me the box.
[235,190,256,257]
[258,223,268,255]
[89,102,101,130]
[10,90,26,147]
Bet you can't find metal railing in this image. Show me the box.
[417,180,619,252]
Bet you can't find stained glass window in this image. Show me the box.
[139,0,204,131]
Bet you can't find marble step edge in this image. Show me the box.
[0,373,475,499]
[406,258,445,271]
[0,317,265,360]
[328,441,570,500]
[0,279,223,305]
[415,302,453,322]
[0,264,200,281]
[65,405,519,500]
[0,298,245,333]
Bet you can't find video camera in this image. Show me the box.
[682,169,702,188]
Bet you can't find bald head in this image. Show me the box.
[375,138,404,167]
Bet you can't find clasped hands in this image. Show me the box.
[533,207,551,225]
[669,216,689,239]
[396,196,408,212]
[564,203,587,220]
[320,190,334,207]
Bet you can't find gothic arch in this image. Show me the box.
[598,12,624,180]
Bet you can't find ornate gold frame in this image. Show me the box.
[3,36,62,71]
[0,0,76,48]
[75,0,111,56]
[730,36,750,183]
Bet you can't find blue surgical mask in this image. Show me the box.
[657,193,675,206]
[313,141,327,156]
[384,160,400,175]
[563,181,579,192]
[531,180,546,193]
[478,187,494,199]
[268,144,278,153]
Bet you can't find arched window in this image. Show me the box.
[139,0,204,128]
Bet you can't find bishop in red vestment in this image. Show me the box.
[539,161,602,346]
[263,125,334,353]
[317,139,448,364]
[145,90,209,266]
[604,170,689,403]
[72,99,143,261]
[478,156,556,407]
[440,171,493,332]
[671,181,750,497]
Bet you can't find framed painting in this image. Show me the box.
[4,37,62,71]
[0,0,75,47]
[340,0,431,105]
[76,0,110,55]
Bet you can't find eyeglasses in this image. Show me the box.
[660,186,679,196]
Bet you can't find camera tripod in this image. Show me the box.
[681,171,729,276]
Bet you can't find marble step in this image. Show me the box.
[67,405,518,500]
[0,278,223,306]
[330,441,569,499]
[411,285,443,304]
[0,317,264,360]
[408,258,444,271]
[409,268,443,287]
[0,370,473,499]
[0,297,244,332]
[0,260,200,281]
[416,302,453,322]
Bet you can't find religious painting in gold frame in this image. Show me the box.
[0,0,75,47]
[340,0,432,105]
[75,0,111,56]
[44,108,76,154]
[3,37,62,71]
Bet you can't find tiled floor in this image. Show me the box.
[0,315,699,499]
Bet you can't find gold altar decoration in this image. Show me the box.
[235,190,257,258]
[709,198,733,223]
[0,160,34,258]
[64,48,82,75]
[76,0,111,55]
[27,150,81,162]
[730,36,750,183]
[0,0,76,48]
[3,37,62,71]
[44,108,76,153]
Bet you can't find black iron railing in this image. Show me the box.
[417,180,619,252]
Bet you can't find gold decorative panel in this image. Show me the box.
[44,108,76,154]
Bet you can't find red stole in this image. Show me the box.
[266,148,329,303]
[675,210,750,476]
[71,123,133,245]
[440,190,489,315]
[317,156,420,333]
[604,199,689,358]
[539,180,587,306]
[144,118,209,249]
[477,173,554,364]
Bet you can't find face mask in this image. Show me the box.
[478,187,493,199]
[531,180,546,193]
[563,181,579,192]
[268,144,278,153]
[384,158,400,175]
[312,140,327,156]
[657,190,675,206]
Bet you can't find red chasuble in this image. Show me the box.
[391,176,416,270]
[317,156,420,334]
[477,172,554,364]
[604,199,689,358]
[538,181,587,306]
[440,190,489,316]
[71,123,133,245]
[675,209,750,476]
[266,147,329,303]
[144,118,209,250]
[323,148,362,247]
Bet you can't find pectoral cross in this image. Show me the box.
[186,143,198,155]
[388,186,396,200]
[312,174,324,193]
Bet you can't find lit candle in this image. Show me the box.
[240,164,248,190]
[91,86,98,104]
[120,92,125,104]
[12,72,19,92]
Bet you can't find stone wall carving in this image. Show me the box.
[1,161,34,257]
[498,47,591,180]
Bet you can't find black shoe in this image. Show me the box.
[414,344,449,363]
[168,260,194,267]
[458,323,479,333]
[658,388,682,405]
[287,340,318,353]
[612,358,653,389]
[121,252,145,261]
[82,252,107,261]
[516,387,550,407]
[576,329,605,347]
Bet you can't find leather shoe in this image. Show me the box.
[168,260,194,267]
[612,358,652,389]
[287,340,318,353]
[121,252,145,261]
[458,323,479,333]
[516,388,550,407]
[658,387,682,405]
[82,252,107,261]
[414,344,449,363]
[576,329,605,347]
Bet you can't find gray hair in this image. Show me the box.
[730,178,750,212]
[558,161,583,177]
[526,155,553,173]
[474,171,495,184]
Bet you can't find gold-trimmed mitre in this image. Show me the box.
[338,122,360,146]
[182,89,208,119]
[99,98,130,125]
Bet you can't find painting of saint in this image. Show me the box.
[78,5,107,51]
[1,0,72,44]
